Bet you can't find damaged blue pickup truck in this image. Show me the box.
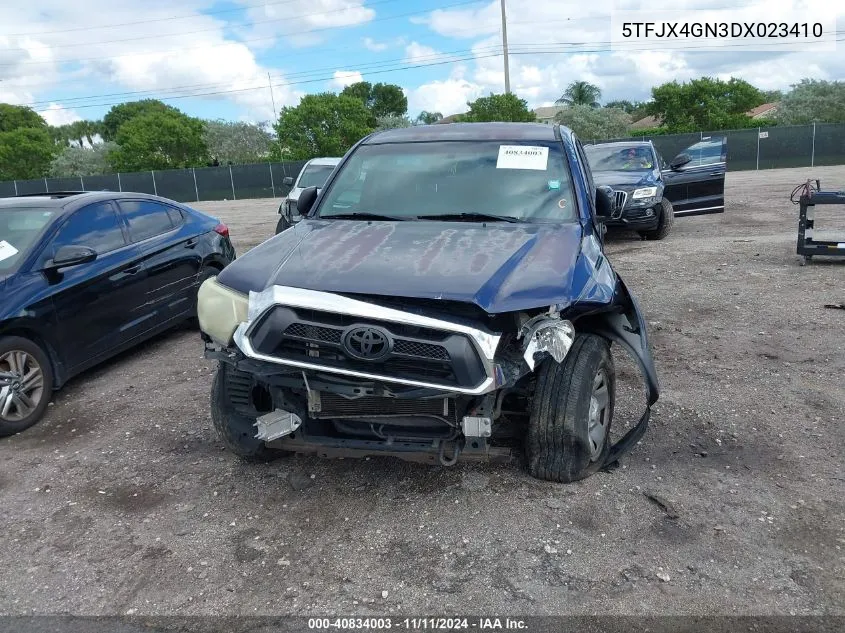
[197,122,660,482]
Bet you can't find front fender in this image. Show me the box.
[578,273,660,466]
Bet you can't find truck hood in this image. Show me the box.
[217,219,587,313]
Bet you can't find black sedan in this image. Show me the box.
[0,191,236,436]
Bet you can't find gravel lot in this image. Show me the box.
[1,166,844,617]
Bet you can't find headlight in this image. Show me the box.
[197,276,249,346]
[632,187,658,199]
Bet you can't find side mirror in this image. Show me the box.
[282,176,294,187]
[669,153,692,170]
[296,186,319,217]
[594,185,616,222]
[45,245,97,270]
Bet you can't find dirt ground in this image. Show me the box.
[1,166,844,617]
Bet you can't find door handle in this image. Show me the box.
[710,171,723,176]
[185,238,198,248]
[124,265,141,275]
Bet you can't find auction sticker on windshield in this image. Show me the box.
[0,240,19,262]
[497,145,549,170]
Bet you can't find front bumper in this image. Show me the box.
[605,203,661,229]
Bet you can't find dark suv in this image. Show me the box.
[197,123,660,483]
[584,137,727,240]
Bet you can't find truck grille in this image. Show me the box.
[247,306,487,390]
[313,392,458,424]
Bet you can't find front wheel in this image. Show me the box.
[638,198,674,241]
[210,363,281,462]
[0,336,54,437]
[526,334,616,483]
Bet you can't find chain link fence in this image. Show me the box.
[595,122,845,173]
[0,160,309,203]
[2,123,844,202]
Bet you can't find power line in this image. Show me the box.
[23,33,844,108]
[3,0,322,37]
[37,51,505,111]
[4,0,406,52]
[1,0,487,66]
[33,34,845,113]
[25,45,503,107]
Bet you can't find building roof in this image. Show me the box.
[363,122,563,143]
[630,115,661,129]
[747,102,779,118]
[434,113,466,124]
[533,105,565,120]
[630,102,780,128]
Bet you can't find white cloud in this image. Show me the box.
[0,0,306,121]
[404,42,440,64]
[407,68,485,117]
[37,103,83,126]
[363,37,388,52]
[415,0,845,108]
[236,0,376,48]
[331,70,364,89]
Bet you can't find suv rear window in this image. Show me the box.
[318,141,577,222]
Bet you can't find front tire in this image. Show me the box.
[638,198,674,241]
[210,363,279,462]
[0,336,54,437]
[275,215,292,234]
[526,334,615,483]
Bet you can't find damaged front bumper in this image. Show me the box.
[201,275,660,469]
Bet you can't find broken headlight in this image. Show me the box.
[197,276,249,346]
[519,312,576,371]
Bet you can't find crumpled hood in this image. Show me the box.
[217,219,587,313]
[592,169,660,189]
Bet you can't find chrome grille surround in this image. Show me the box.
[232,285,502,395]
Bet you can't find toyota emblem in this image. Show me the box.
[343,326,392,360]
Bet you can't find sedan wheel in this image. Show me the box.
[0,337,54,437]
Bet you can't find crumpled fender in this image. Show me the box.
[578,273,660,467]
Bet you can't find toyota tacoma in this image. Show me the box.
[197,123,660,483]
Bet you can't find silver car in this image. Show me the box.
[276,157,341,234]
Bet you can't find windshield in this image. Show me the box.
[585,144,655,171]
[0,207,57,274]
[317,141,577,222]
[297,164,337,189]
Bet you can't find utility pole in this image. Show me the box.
[500,0,510,93]
[268,72,286,162]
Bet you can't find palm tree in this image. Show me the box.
[555,81,602,108]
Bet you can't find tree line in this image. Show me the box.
[552,77,845,140]
[1,76,843,181]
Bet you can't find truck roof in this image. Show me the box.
[362,122,569,144]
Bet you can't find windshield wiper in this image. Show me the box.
[322,212,411,221]
[417,212,522,223]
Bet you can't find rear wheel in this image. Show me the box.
[0,336,54,437]
[638,198,674,241]
[526,334,615,483]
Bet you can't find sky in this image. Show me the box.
[1,0,843,127]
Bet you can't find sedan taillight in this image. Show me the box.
[214,223,230,238]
